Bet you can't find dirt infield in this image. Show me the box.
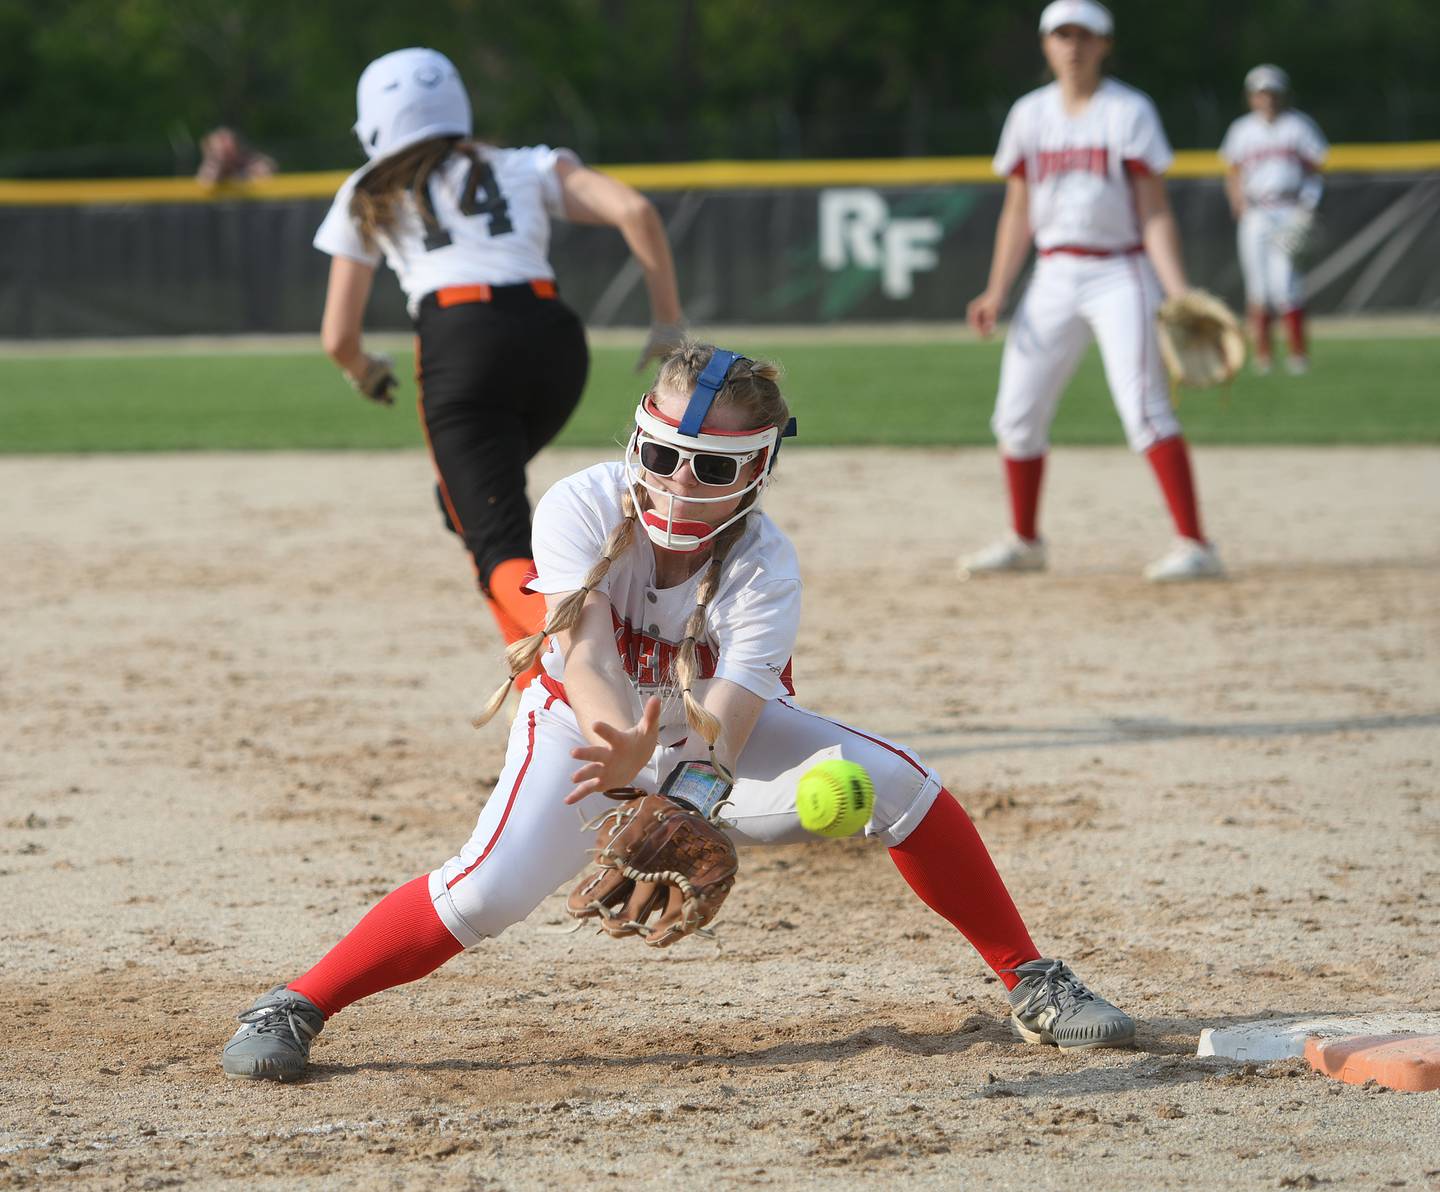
[3,446,1438,1190]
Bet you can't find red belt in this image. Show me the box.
[1039,244,1142,258]
[436,279,558,307]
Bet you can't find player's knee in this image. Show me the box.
[857,747,943,845]
[1124,407,1180,454]
[432,869,544,943]
[991,413,1047,459]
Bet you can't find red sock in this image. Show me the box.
[1145,435,1204,543]
[888,789,1041,990]
[1252,307,1273,361]
[1282,308,1307,358]
[288,876,463,1017]
[1003,454,1046,542]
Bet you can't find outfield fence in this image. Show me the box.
[1,147,1437,338]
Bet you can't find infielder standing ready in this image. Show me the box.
[1221,65,1328,376]
[221,343,1136,1081]
[316,48,685,666]
[961,0,1222,583]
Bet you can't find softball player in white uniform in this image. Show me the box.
[221,344,1136,1081]
[1221,65,1328,375]
[315,48,685,672]
[962,0,1222,584]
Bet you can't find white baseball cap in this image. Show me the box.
[354,48,472,163]
[1039,0,1114,37]
[1245,64,1291,94]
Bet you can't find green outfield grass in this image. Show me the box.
[1,336,1436,452]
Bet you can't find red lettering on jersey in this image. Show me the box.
[605,609,795,695]
[610,610,716,687]
[1034,146,1110,183]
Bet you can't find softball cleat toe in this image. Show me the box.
[221,985,325,1081]
[1005,958,1136,1051]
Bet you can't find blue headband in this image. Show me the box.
[676,349,799,458]
[678,349,746,437]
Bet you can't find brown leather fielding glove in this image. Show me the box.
[567,791,737,947]
[1156,290,1247,389]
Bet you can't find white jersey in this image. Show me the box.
[1220,111,1328,207]
[993,79,1174,253]
[313,143,576,317]
[528,462,802,743]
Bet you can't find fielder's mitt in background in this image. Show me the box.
[1156,290,1247,389]
[1273,208,1318,260]
[567,791,737,947]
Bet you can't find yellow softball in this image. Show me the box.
[795,760,875,837]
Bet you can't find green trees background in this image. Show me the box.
[3,0,1437,177]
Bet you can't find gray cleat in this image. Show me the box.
[221,985,325,1080]
[1004,958,1136,1051]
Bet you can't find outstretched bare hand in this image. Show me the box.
[565,696,662,804]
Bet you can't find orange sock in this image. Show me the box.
[486,557,547,690]
[487,558,547,642]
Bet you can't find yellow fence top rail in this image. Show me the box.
[2,142,1437,205]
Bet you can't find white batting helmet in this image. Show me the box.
[353,48,472,163]
[1245,64,1291,95]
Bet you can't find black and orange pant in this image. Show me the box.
[414,282,589,591]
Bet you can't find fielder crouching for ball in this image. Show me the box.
[222,344,1136,1081]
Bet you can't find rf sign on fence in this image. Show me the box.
[818,189,942,300]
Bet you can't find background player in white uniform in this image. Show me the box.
[1221,65,1328,376]
[221,344,1136,1081]
[962,0,1221,583]
[315,48,685,675]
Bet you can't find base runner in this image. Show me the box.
[315,48,686,671]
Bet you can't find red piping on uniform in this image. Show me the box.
[778,699,928,778]
[445,694,558,890]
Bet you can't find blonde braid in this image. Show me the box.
[350,136,463,251]
[472,491,640,728]
[674,512,753,778]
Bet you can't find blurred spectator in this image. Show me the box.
[195,126,276,186]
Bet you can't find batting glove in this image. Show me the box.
[633,321,688,374]
[346,353,398,405]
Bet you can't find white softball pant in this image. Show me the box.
[1238,206,1304,313]
[991,252,1180,458]
[429,681,942,947]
